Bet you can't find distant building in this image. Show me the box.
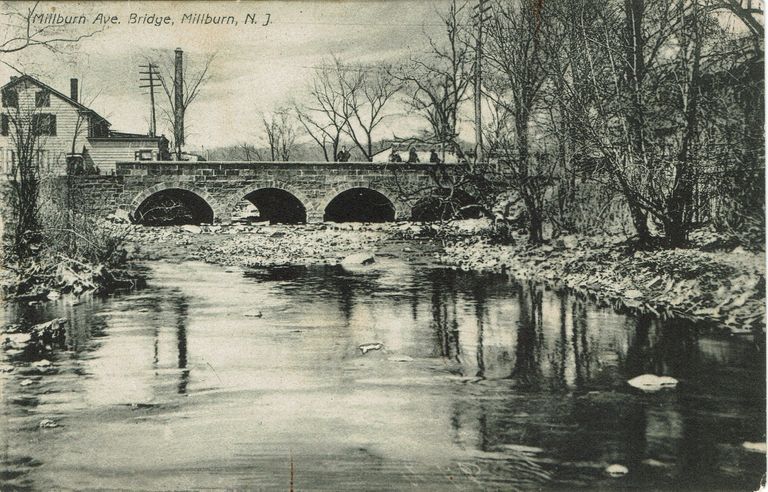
[0,75,168,176]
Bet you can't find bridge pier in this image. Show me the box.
[306,210,325,223]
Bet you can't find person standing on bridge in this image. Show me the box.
[429,149,442,164]
[337,146,351,162]
[407,147,419,163]
[388,148,402,162]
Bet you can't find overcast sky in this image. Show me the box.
[0,0,460,149]
[1,1,757,150]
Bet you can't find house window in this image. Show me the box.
[88,118,109,138]
[35,90,50,107]
[32,114,56,136]
[1,89,17,108]
[1,114,8,136]
[135,150,154,161]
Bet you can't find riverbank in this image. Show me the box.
[439,229,765,334]
[127,220,765,333]
[0,255,143,303]
[128,221,448,267]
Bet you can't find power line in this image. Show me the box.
[139,63,159,137]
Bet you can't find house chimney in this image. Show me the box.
[70,78,79,102]
[174,48,184,147]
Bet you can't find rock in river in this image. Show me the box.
[627,374,678,392]
[742,441,767,454]
[605,464,629,477]
[342,252,376,267]
[359,342,383,354]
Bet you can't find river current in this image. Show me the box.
[1,258,765,490]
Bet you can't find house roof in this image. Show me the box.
[1,74,111,126]
[90,131,167,142]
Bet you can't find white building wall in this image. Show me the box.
[0,79,90,176]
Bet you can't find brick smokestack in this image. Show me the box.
[174,48,184,148]
[70,78,78,102]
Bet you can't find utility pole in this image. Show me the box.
[174,48,184,154]
[473,0,491,164]
[139,63,159,136]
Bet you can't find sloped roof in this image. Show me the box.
[92,131,166,142]
[1,74,111,126]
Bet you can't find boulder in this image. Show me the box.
[555,235,579,249]
[624,289,644,299]
[39,419,59,429]
[742,441,767,454]
[359,342,383,354]
[627,374,678,392]
[342,252,376,267]
[181,225,202,234]
[3,333,32,346]
[605,464,628,477]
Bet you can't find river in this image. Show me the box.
[1,258,765,490]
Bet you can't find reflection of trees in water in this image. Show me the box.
[136,289,191,396]
[173,296,190,395]
[571,297,591,389]
[622,315,700,379]
[510,282,544,387]
[430,270,461,363]
[470,278,487,378]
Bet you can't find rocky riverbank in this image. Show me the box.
[1,256,143,303]
[127,221,453,267]
[36,219,756,334]
[439,229,765,334]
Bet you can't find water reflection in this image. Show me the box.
[0,261,764,490]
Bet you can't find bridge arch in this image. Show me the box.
[224,181,313,224]
[320,186,397,223]
[129,183,217,225]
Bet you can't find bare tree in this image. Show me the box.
[0,2,102,74]
[343,65,401,161]
[0,3,103,262]
[482,0,556,244]
[262,108,298,161]
[154,51,215,159]
[393,0,473,158]
[295,56,359,162]
[237,142,262,161]
[3,100,47,258]
[545,0,757,247]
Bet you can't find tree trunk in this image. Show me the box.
[664,0,702,248]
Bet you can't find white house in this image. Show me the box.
[0,75,168,176]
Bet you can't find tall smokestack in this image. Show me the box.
[174,48,184,148]
[70,78,79,102]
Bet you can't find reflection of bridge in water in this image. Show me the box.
[65,161,474,224]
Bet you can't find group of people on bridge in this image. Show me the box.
[335,144,444,164]
[388,148,442,164]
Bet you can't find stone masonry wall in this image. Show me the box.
[66,161,444,223]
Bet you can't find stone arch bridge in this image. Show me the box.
[65,161,459,224]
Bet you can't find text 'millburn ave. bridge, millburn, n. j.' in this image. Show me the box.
[30,11,271,27]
